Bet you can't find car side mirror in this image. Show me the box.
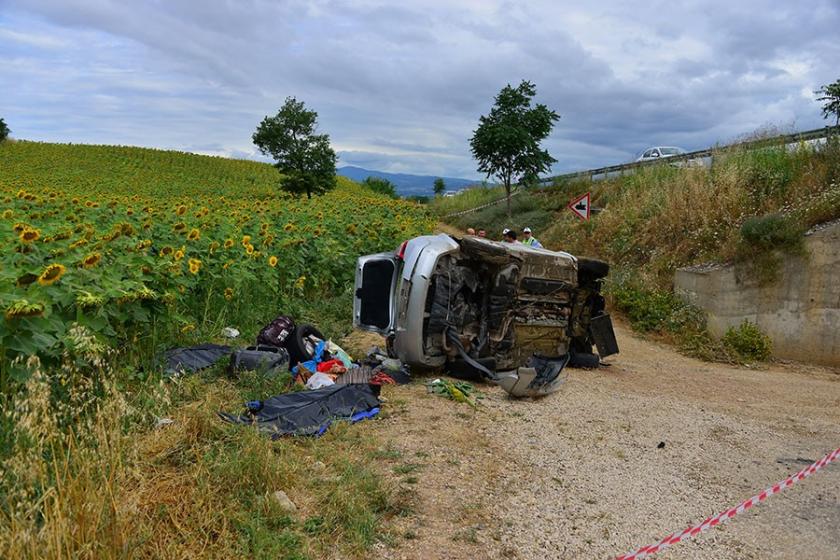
[651,152,659,157]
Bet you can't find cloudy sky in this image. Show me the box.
[1,1,838,179]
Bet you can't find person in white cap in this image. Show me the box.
[521,227,543,248]
[502,228,521,243]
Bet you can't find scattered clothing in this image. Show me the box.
[219,384,381,438]
[160,343,232,376]
[317,358,347,375]
[325,340,353,368]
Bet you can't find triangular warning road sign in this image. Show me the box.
[568,192,591,221]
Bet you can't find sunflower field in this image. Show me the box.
[0,141,435,382]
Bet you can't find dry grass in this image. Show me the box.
[1,327,404,560]
[540,138,840,287]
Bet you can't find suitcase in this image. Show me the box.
[229,345,289,377]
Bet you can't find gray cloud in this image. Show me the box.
[1,0,838,178]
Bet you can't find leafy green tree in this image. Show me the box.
[815,79,840,126]
[0,118,9,143]
[433,177,446,196]
[470,80,560,216]
[362,176,398,198]
[253,97,336,199]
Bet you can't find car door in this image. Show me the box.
[353,253,400,334]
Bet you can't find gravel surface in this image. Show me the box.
[371,324,840,560]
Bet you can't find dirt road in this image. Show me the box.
[367,324,840,559]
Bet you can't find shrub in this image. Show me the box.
[722,320,772,362]
[739,213,803,251]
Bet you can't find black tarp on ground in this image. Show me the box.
[161,343,232,376]
[219,384,381,438]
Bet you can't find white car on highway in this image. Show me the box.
[636,146,687,162]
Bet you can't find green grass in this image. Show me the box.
[0,143,431,559]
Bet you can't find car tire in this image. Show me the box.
[578,258,610,281]
[287,324,325,367]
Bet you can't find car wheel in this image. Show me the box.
[577,258,610,281]
[287,324,325,367]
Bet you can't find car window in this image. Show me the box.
[642,149,652,158]
[660,147,682,155]
[651,148,660,157]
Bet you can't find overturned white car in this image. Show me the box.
[354,234,618,397]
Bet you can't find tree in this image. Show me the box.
[470,80,560,217]
[362,176,398,198]
[433,177,446,196]
[815,79,840,126]
[0,118,9,143]
[253,97,337,199]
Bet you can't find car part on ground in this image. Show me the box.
[354,233,619,398]
[286,324,325,367]
[495,354,571,397]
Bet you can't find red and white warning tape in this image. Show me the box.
[616,446,840,560]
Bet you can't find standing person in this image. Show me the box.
[477,229,486,238]
[502,228,520,243]
[521,227,543,248]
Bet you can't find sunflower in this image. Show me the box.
[187,228,201,241]
[224,238,234,249]
[242,234,251,245]
[173,222,186,232]
[294,275,306,290]
[283,223,295,232]
[188,258,201,274]
[37,264,66,286]
[176,205,187,216]
[209,241,220,252]
[268,255,278,267]
[224,287,234,300]
[245,244,255,255]
[82,253,101,268]
[5,300,45,320]
[2,209,12,219]
[174,249,185,261]
[19,228,41,243]
[160,245,174,256]
[12,222,27,233]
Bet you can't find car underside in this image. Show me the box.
[354,234,618,396]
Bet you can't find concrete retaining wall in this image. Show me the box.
[674,220,840,366]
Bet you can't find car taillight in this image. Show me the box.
[396,240,408,260]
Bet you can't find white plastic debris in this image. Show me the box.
[222,327,240,338]
[305,372,335,390]
[155,417,175,429]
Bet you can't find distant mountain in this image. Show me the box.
[337,166,479,197]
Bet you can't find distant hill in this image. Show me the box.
[337,166,478,197]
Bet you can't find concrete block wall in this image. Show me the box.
[674,220,840,366]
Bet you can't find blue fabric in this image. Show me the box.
[314,406,380,437]
[292,340,327,376]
